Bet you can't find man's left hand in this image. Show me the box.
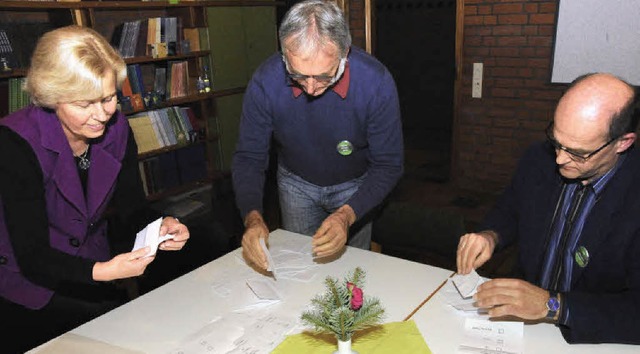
[474,278,549,320]
[312,205,356,258]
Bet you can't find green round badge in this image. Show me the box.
[574,246,589,268]
[336,140,353,156]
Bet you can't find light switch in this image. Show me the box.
[472,63,483,98]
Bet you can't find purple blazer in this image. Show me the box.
[0,106,129,309]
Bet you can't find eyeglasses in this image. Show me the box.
[287,72,334,84]
[545,122,619,162]
[284,57,347,88]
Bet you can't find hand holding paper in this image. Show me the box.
[132,217,175,258]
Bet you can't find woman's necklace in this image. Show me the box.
[76,144,90,170]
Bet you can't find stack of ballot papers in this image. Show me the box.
[246,237,319,282]
[132,217,174,257]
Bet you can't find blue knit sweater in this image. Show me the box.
[232,46,403,220]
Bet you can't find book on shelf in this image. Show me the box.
[148,110,170,147]
[171,106,191,141]
[116,21,133,58]
[8,77,19,113]
[135,19,149,58]
[177,107,195,135]
[182,28,200,52]
[168,60,189,99]
[148,110,167,148]
[165,106,189,145]
[113,17,183,59]
[155,108,178,146]
[164,17,179,56]
[180,106,201,133]
[8,78,30,113]
[120,77,134,98]
[153,66,167,100]
[118,20,142,59]
[126,64,145,95]
[148,17,161,47]
[128,113,162,154]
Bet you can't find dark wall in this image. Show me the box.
[375,0,456,156]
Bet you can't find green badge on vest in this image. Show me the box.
[336,140,353,156]
[574,246,589,268]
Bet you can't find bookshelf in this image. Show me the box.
[0,0,282,202]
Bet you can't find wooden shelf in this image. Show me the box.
[137,136,218,160]
[0,69,28,79]
[145,175,218,202]
[124,50,210,65]
[120,88,245,116]
[0,1,284,10]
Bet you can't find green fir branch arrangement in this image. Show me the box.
[301,267,385,341]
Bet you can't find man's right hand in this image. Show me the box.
[241,210,270,270]
[456,230,498,274]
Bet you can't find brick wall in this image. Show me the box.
[453,0,566,193]
[349,0,367,48]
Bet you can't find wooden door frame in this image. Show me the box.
[451,0,464,183]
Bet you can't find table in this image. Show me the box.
[410,279,640,353]
[30,229,451,353]
[30,229,639,353]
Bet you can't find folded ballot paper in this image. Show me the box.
[132,217,174,257]
[451,268,484,298]
[440,269,488,313]
[260,238,277,279]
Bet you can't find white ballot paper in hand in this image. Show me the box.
[259,238,277,279]
[132,217,174,257]
[451,269,484,298]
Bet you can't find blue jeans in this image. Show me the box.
[277,165,372,250]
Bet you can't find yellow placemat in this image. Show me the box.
[271,320,432,354]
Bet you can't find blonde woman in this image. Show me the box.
[0,25,189,352]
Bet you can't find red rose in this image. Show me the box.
[347,282,363,310]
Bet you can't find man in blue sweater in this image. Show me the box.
[232,0,403,269]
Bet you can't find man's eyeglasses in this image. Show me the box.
[284,57,347,88]
[545,122,619,162]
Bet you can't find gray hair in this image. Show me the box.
[279,0,351,59]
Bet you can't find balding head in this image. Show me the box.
[551,73,638,182]
[557,73,637,140]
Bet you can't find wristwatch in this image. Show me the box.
[546,291,561,320]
